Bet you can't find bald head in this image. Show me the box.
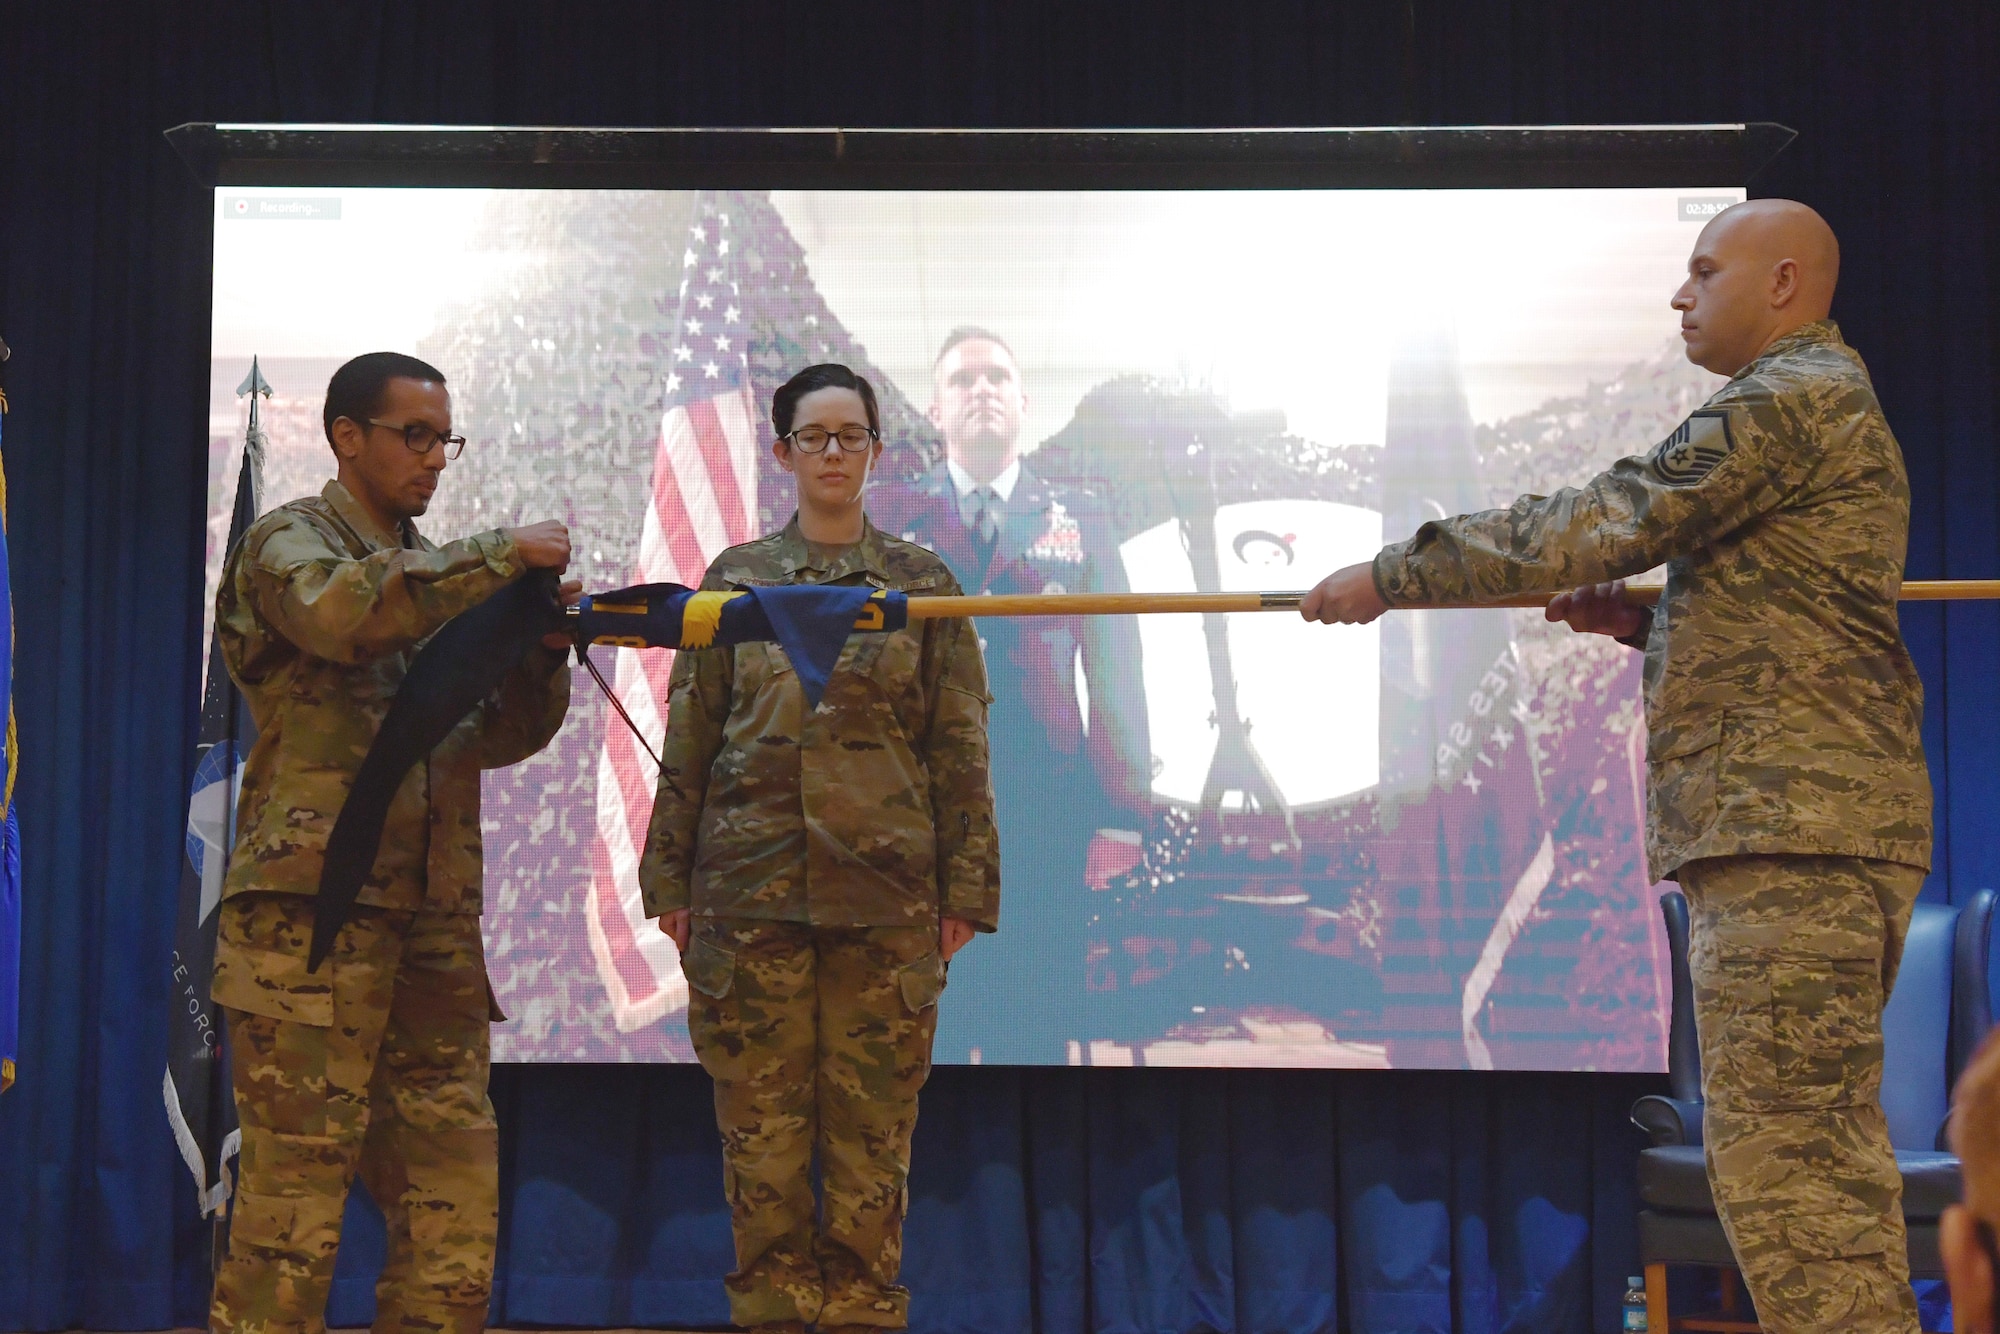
[1944,1028,2000,1328]
[1956,1029,2000,1220]
[1671,198,1841,376]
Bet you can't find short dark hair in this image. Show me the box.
[771,363,880,438]
[934,325,1017,369]
[323,352,448,445]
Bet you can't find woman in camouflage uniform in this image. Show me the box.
[639,364,1000,1334]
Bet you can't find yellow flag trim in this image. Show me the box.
[680,590,745,649]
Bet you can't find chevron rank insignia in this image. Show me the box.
[1651,408,1737,485]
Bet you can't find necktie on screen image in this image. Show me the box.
[964,486,1000,550]
[0,363,18,1098]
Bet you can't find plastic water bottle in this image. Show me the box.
[1623,1274,1648,1331]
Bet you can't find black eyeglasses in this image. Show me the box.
[782,425,878,455]
[363,418,467,460]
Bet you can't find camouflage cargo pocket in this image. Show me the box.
[1648,710,1721,845]
[227,1190,300,1250]
[898,950,945,1014]
[1712,950,1880,1112]
[1784,1200,1888,1264]
[227,1185,346,1254]
[1770,954,1882,1108]
[681,934,736,1000]
[1782,1192,1894,1260]
[211,894,334,1028]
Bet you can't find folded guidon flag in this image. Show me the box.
[309,575,905,970]
[577,581,906,699]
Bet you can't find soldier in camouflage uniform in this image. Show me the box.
[1301,201,1931,1332]
[641,364,998,1334]
[209,353,576,1334]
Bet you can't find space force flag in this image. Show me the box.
[165,359,266,1209]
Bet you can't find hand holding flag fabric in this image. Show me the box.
[540,578,585,647]
[311,571,570,968]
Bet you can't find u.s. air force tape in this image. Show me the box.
[1651,408,1737,485]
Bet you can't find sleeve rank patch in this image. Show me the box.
[1651,408,1737,485]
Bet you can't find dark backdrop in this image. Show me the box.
[1,4,1995,1332]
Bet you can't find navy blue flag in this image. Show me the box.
[576,582,904,708]
[165,361,265,1210]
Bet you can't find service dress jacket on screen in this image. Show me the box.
[639,516,1000,932]
[869,459,1152,828]
[215,479,571,915]
[1373,322,1932,881]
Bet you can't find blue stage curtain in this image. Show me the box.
[0,4,1996,1332]
[311,1065,1656,1334]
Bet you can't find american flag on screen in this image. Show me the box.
[586,199,762,1030]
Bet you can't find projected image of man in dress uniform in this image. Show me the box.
[871,328,1152,1063]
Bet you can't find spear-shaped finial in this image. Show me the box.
[234,357,273,514]
[236,355,272,426]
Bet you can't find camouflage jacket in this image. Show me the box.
[1375,322,1932,879]
[216,479,570,915]
[638,516,1001,931]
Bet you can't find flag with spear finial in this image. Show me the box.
[163,357,266,1211]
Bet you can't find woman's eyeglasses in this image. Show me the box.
[783,426,878,455]
[364,418,468,460]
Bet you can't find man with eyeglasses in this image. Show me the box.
[208,351,578,1334]
[871,327,1151,1063]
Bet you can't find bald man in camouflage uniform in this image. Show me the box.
[1302,201,1931,1332]
[209,354,575,1334]
[640,516,998,1334]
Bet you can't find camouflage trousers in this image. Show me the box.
[1680,854,1924,1334]
[683,918,945,1330]
[209,893,500,1334]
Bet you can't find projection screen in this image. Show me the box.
[192,127,1763,1069]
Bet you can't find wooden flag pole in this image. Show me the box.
[901,579,2000,619]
